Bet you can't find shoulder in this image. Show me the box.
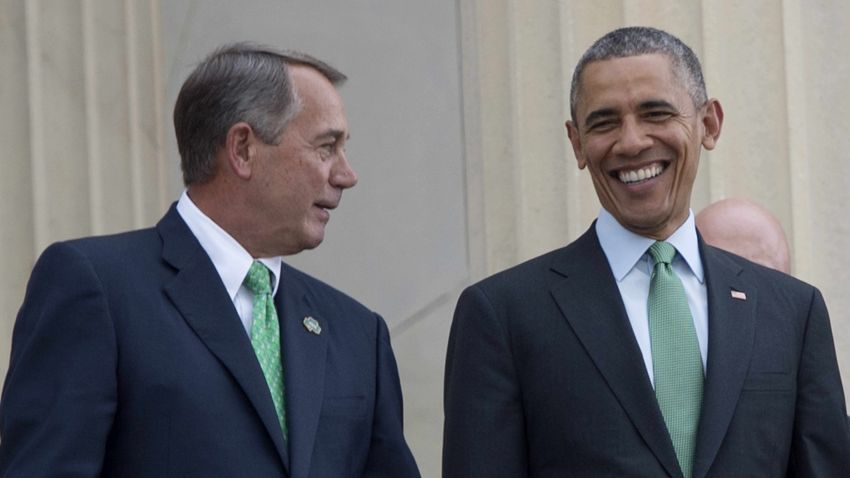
[703,244,819,306]
[704,245,810,288]
[42,228,159,263]
[469,229,598,300]
[281,262,378,319]
[22,228,169,315]
[474,248,566,291]
[280,264,394,355]
[454,244,588,328]
[33,228,160,277]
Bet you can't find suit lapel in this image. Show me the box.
[549,227,683,478]
[156,206,290,472]
[692,243,756,478]
[278,264,328,478]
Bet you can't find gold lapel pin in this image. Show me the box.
[731,290,747,300]
[303,316,322,335]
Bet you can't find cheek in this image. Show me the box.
[677,139,701,174]
[310,163,333,186]
[583,149,611,182]
[285,161,320,185]
[582,134,615,163]
[669,120,702,151]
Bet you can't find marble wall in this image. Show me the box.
[0,0,167,382]
[2,1,850,476]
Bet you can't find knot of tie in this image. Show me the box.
[244,261,272,295]
[649,241,677,266]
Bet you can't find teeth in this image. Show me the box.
[619,164,663,184]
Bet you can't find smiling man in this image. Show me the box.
[0,43,419,477]
[444,27,849,477]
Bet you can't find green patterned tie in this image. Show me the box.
[648,241,703,478]
[244,261,287,439]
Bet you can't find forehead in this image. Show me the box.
[289,65,346,118]
[282,65,348,143]
[575,54,688,115]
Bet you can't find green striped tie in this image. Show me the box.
[648,241,703,478]
[244,261,287,439]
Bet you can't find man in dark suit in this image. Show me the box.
[697,198,850,442]
[443,26,850,477]
[0,43,419,477]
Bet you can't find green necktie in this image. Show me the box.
[647,241,703,478]
[244,261,287,439]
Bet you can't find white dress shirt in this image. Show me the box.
[176,191,282,335]
[595,208,708,387]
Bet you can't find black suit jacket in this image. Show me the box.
[0,206,419,477]
[444,224,850,477]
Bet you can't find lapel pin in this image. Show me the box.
[303,316,322,335]
[731,290,747,300]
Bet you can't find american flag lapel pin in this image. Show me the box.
[731,290,747,300]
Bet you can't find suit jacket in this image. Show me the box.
[444,224,850,477]
[0,206,419,477]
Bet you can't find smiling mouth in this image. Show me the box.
[616,163,666,184]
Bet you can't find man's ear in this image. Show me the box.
[565,120,587,169]
[701,99,723,151]
[224,122,256,180]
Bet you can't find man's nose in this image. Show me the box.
[330,151,358,189]
[611,117,653,157]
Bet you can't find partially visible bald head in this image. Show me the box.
[696,198,791,274]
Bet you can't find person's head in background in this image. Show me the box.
[696,197,791,274]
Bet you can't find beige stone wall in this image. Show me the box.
[1,1,849,475]
[0,0,167,377]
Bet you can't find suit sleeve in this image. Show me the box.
[787,287,850,475]
[0,242,117,476]
[443,285,528,478]
[361,314,421,477]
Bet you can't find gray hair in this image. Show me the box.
[569,26,707,124]
[174,42,346,185]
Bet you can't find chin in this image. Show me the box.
[302,230,326,250]
[626,215,681,238]
[274,231,325,256]
[301,239,323,251]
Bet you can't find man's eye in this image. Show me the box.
[587,120,616,132]
[645,111,673,121]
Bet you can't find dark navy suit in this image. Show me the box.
[444,224,850,477]
[0,206,419,477]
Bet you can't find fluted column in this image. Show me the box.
[0,0,166,376]
[461,0,577,276]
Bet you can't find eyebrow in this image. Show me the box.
[638,99,677,111]
[315,129,349,142]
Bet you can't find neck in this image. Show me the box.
[187,184,266,258]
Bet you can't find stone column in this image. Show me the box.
[0,0,167,376]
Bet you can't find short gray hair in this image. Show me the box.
[174,42,346,185]
[569,26,707,124]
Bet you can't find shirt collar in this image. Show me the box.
[595,207,704,283]
[176,191,282,299]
